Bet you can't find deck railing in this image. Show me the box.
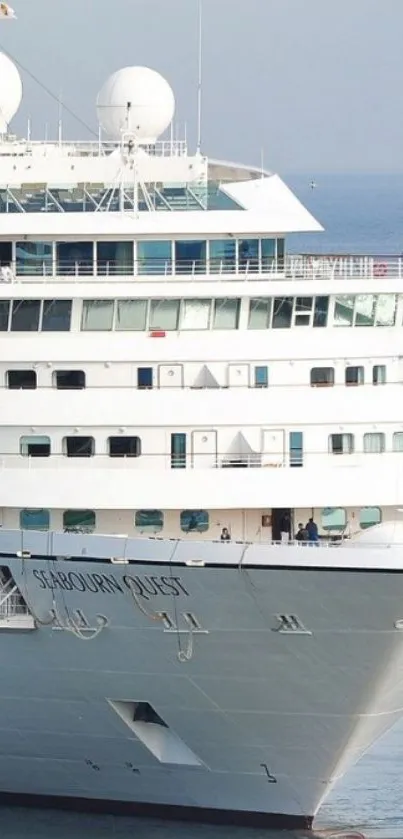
[2,254,403,282]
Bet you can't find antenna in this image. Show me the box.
[196,0,203,154]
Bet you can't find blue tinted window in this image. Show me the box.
[171,433,186,469]
[42,300,72,332]
[289,431,303,467]
[97,242,133,275]
[254,366,268,388]
[135,510,164,533]
[180,510,209,533]
[16,242,53,276]
[238,239,259,272]
[137,241,172,275]
[57,242,93,276]
[261,239,275,270]
[137,367,153,389]
[20,508,50,531]
[175,241,206,274]
[209,239,236,273]
[272,298,293,328]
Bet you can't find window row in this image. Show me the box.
[19,436,142,458]
[311,365,387,386]
[0,295,398,333]
[19,506,382,534]
[5,238,285,277]
[19,508,209,533]
[329,432,403,454]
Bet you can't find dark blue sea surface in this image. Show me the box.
[1,173,402,837]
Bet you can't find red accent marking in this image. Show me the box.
[150,331,166,338]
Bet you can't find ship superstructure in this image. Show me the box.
[0,59,403,829]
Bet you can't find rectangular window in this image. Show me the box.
[54,370,85,390]
[137,367,153,389]
[363,432,385,453]
[63,509,96,533]
[334,295,354,327]
[313,296,329,327]
[81,300,114,331]
[311,367,334,387]
[209,239,236,273]
[0,242,12,266]
[373,365,386,385]
[116,299,147,331]
[329,433,354,454]
[137,240,172,275]
[11,300,41,331]
[238,239,259,272]
[20,435,51,457]
[97,241,133,275]
[0,301,10,331]
[261,238,276,271]
[20,509,50,531]
[272,297,293,328]
[213,299,240,330]
[16,242,53,276]
[376,294,396,326]
[321,507,346,531]
[289,431,303,467]
[64,436,94,457]
[248,298,271,329]
[179,299,211,330]
[57,242,93,276]
[345,366,364,386]
[355,294,375,326]
[254,366,268,388]
[149,299,180,331]
[42,300,72,332]
[175,241,206,274]
[171,433,186,469]
[294,297,313,326]
[393,432,403,452]
[108,436,141,457]
[7,370,37,389]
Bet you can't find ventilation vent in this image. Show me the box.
[108,700,202,766]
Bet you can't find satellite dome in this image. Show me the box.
[96,66,175,143]
[0,53,22,133]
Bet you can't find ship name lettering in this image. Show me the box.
[32,569,189,598]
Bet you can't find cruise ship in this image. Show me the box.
[1,48,403,831]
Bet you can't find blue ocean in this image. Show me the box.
[1,173,402,838]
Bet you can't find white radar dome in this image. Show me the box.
[96,66,175,143]
[0,52,22,133]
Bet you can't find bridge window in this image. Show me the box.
[209,239,236,273]
[64,436,95,457]
[345,366,364,386]
[135,510,164,534]
[359,507,382,530]
[363,432,385,453]
[150,299,180,331]
[63,510,96,533]
[11,300,41,331]
[0,301,10,331]
[329,433,354,454]
[108,436,141,457]
[313,296,329,327]
[116,299,147,331]
[393,432,403,452]
[7,370,37,389]
[16,241,53,276]
[20,435,51,457]
[54,370,86,390]
[376,294,396,326]
[20,508,50,531]
[213,298,240,330]
[272,297,292,328]
[180,299,211,330]
[355,294,376,327]
[57,241,93,276]
[42,300,72,332]
[248,298,271,329]
[97,241,133,276]
[81,300,114,331]
[175,241,206,274]
[334,295,354,327]
[311,367,334,387]
[137,240,172,275]
[180,510,209,533]
[321,507,346,531]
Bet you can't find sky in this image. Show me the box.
[1,0,403,173]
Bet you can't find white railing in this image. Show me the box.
[2,254,403,283]
[0,139,188,159]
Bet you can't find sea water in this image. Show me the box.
[0,173,402,838]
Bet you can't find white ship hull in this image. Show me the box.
[0,531,403,828]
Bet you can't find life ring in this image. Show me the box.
[373,262,387,277]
